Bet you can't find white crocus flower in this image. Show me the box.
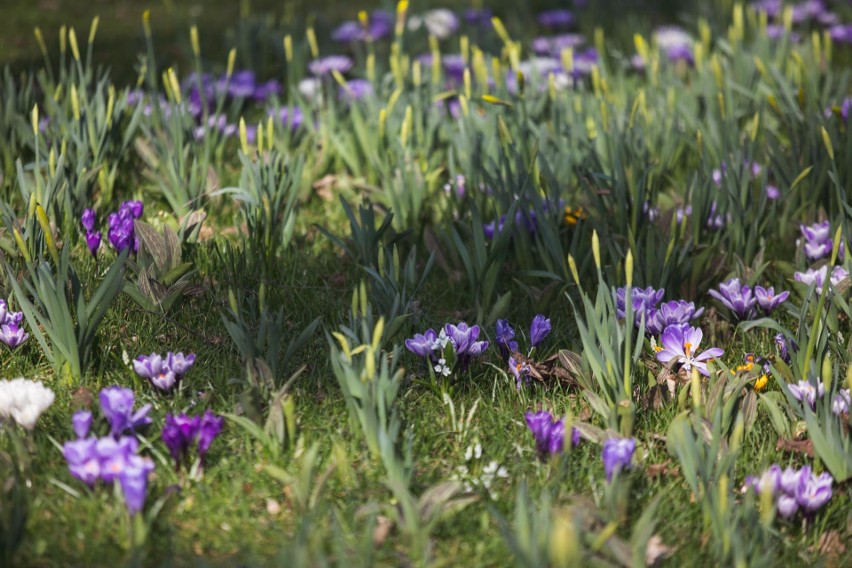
[0,378,55,430]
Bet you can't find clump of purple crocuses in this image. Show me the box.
[405,322,488,374]
[133,351,196,393]
[655,324,724,376]
[161,410,224,471]
[525,410,580,460]
[614,287,702,335]
[800,221,843,262]
[602,437,636,481]
[107,200,144,253]
[794,265,849,295]
[0,298,28,349]
[745,465,833,519]
[495,314,551,361]
[62,387,155,515]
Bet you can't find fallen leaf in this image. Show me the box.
[776,437,814,458]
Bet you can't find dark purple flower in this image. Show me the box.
[775,333,794,364]
[495,319,518,362]
[655,325,724,376]
[529,315,552,348]
[72,410,92,439]
[107,200,143,253]
[708,278,757,320]
[537,9,574,28]
[525,411,569,457]
[197,410,224,458]
[754,286,789,314]
[99,386,152,437]
[463,8,492,26]
[85,231,101,256]
[225,70,256,99]
[602,437,636,481]
[0,323,28,349]
[162,413,200,465]
[405,329,439,359]
[252,79,281,103]
[81,208,96,232]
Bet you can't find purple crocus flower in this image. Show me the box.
[107,200,143,253]
[797,470,833,514]
[800,221,834,261]
[529,315,552,348]
[85,231,101,256]
[197,410,224,458]
[162,413,201,465]
[96,435,140,482]
[405,329,438,359]
[0,299,23,327]
[308,55,354,76]
[0,323,28,349]
[252,79,282,103]
[72,410,92,439]
[537,9,574,28]
[81,209,96,232]
[268,106,305,132]
[495,319,518,362]
[754,286,789,314]
[119,459,154,514]
[655,325,724,376]
[775,333,794,364]
[788,380,825,408]
[99,386,152,437]
[223,70,256,99]
[509,356,529,390]
[340,79,374,103]
[63,438,100,486]
[602,437,636,481]
[646,300,704,336]
[832,389,850,415]
[766,185,780,200]
[708,278,757,320]
[614,286,665,322]
[830,24,852,44]
[445,322,489,370]
[463,8,492,26]
[794,266,849,294]
[133,351,196,393]
[525,410,578,458]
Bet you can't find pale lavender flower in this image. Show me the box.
[796,467,833,514]
[794,265,849,294]
[72,410,92,439]
[509,356,528,390]
[0,323,28,349]
[445,322,489,370]
[754,286,789,314]
[602,437,636,481]
[832,389,850,415]
[655,325,724,376]
[800,221,833,261]
[405,329,439,359]
[133,351,196,393]
[308,55,354,76]
[99,386,152,437]
[708,278,757,320]
[788,380,825,408]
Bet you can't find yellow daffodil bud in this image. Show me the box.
[88,15,99,45]
[69,27,81,61]
[592,230,601,270]
[283,35,293,63]
[190,25,200,58]
[821,126,834,161]
[306,27,318,58]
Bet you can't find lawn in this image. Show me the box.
[1,1,851,566]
